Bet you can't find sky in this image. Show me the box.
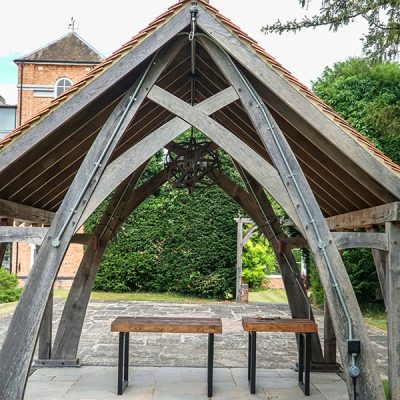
[0,0,368,105]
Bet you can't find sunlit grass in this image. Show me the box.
[53,289,217,303]
[248,289,288,303]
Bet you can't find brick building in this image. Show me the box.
[12,32,103,287]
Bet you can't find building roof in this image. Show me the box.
[0,0,399,218]
[14,32,103,64]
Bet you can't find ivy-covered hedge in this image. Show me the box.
[93,182,242,299]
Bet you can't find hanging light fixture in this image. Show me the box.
[164,128,220,194]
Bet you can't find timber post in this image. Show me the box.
[386,221,400,400]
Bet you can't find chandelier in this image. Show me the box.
[164,128,220,193]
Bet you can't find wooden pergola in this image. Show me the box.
[0,1,399,399]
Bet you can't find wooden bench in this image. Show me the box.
[242,317,318,396]
[111,316,223,397]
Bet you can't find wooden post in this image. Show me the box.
[386,221,400,400]
[52,170,167,362]
[0,38,185,400]
[236,218,243,302]
[368,226,387,306]
[37,286,53,362]
[209,171,325,364]
[324,298,337,364]
[198,36,384,399]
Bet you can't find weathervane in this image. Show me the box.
[68,17,77,32]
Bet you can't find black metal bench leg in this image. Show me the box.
[248,332,251,381]
[298,333,311,396]
[250,331,256,394]
[117,332,129,395]
[208,333,214,398]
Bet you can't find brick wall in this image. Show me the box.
[16,63,96,124]
[13,62,93,287]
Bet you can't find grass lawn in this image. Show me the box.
[249,289,288,303]
[53,289,216,303]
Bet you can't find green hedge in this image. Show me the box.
[93,179,242,299]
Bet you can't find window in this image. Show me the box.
[55,78,72,97]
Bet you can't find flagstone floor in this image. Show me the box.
[25,366,348,400]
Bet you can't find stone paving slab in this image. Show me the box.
[25,366,348,400]
[0,300,388,376]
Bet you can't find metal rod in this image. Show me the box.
[207,333,214,398]
[52,51,159,247]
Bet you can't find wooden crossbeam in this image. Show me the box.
[326,202,400,230]
[0,199,54,225]
[0,227,95,246]
[147,85,301,230]
[77,86,239,227]
[284,232,388,252]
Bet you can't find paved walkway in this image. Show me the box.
[25,366,348,399]
[0,300,388,376]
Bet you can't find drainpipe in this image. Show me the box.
[18,63,24,126]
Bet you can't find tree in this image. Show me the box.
[262,1,400,61]
[0,95,5,105]
[308,57,400,307]
[312,58,400,158]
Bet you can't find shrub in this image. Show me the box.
[242,232,276,289]
[0,268,21,303]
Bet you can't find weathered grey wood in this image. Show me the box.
[37,286,53,361]
[284,232,389,251]
[0,39,184,400]
[326,202,400,230]
[324,298,337,364]
[0,227,95,245]
[52,170,167,360]
[196,6,400,201]
[236,218,244,303]
[0,3,193,173]
[147,85,302,230]
[333,232,388,251]
[209,171,325,364]
[77,86,240,227]
[0,218,12,269]
[367,226,387,305]
[201,36,384,399]
[0,199,54,225]
[386,221,400,400]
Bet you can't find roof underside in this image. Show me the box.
[1,1,399,218]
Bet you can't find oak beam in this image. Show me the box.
[0,227,96,246]
[52,169,167,361]
[209,171,325,364]
[0,199,54,225]
[0,38,185,400]
[367,226,387,304]
[201,36,384,399]
[326,202,400,230]
[386,222,400,399]
[147,85,301,230]
[77,86,239,227]
[284,232,388,251]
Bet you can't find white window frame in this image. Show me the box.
[54,77,73,98]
